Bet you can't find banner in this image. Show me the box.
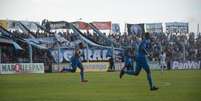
[51,62,108,72]
[51,61,161,72]
[73,21,90,30]
[49,48,122,63]
[114,61,161,71]
[73,21,112,30]
[145,23,163,33]
[0,63,44,74]
[171,61,201,70]
[46,21,70,29]
[127,24,145,35]
[149,61,161,70]
[50,49,65,63]
[7,20,39,31]
[92,22,111,30]
[112,23,120,33]
[0,20,8,29]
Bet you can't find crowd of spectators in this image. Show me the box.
[80,31,201,62]
[1,28,201,65]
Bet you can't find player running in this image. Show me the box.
[61,42,88,83]
[123,48,135,72]
[120,32,159,91]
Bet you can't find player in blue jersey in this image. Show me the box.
[123,48,135,72]
[61,42,88,82]
[120,32,159,91]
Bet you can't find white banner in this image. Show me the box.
[52,62,109,72]
[51,61,162,73]
[171,61,201,70]
[114,61,161,71]
[149,62,161,70]
[0,63,44,74]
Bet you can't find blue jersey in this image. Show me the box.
[136,39,150,60]
[71,48,82,63]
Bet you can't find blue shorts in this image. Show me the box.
[70,57,83,70]
[135,57,150,74]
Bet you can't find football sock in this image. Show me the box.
[147,73,153,88]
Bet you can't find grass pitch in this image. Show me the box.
[0,70,201,101]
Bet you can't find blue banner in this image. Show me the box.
[49,48,123,63]
[112,23,120,33]
[127,24,145,35]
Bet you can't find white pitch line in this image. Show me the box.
[159,81,171,87]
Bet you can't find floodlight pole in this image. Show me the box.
[112,43,115,70]
[198,24,200,35]
[29,44,33,63]
[86,44,89,63]
[183,40,187,61]
[58,43,61,69]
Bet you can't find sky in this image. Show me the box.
[0,0,201,32]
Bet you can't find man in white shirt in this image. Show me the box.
[160,51,167,72]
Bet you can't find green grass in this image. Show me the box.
[0,70,201,101]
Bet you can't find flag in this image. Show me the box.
[48,21,70,29]
[127,24,145,35]
[73,21,90,30]
[92,21,111,30]
[112,23,120,33]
